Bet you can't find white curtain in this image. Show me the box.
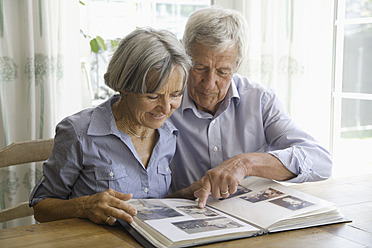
[0,0,86,229]
[215,0,334,147]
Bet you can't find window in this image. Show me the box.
[80,0,372,177]
[332,0,372,177]
[80,0,211,105]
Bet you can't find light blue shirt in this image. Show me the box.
[169,74,332,192]
[30,95,177,206]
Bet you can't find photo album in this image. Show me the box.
[118,177,349,248]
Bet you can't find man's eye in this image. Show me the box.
[194,67,206,73]
[217,70,230,77]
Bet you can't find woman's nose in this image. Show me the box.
[159,96,171,114]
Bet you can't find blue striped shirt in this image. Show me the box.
[30,95,177,206]
[169,74,332,192]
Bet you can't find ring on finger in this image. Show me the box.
[106,216,111,223]
[221,191,229,195]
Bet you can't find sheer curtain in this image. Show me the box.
[0,0,87,228]
[215,0,334,147]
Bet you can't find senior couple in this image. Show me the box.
[29,7,332,226]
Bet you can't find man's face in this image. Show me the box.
[187,42,238,115]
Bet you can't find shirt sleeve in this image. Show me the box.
[262,90,333,183]
[29,118,83,206]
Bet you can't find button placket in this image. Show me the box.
[208,118,223,167]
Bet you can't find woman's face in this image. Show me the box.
[122,66,184,129]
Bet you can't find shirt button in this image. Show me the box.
[144,187,149,193]
[211,119,216,124]
[166,167,169,172]
[109,171,114,178]
[213,146,218,152]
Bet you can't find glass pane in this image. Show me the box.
[336,99,372,178]
[156,4,175,19]
[180,4,207,17]
[84,0,211,105]
[333,136,372,177]
[342,24,372,94]
[345,0,372,19]
[341,98,372,138]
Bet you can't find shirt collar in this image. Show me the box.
[87,95,120,136]
[87,95,178,137]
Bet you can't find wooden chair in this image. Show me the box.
[0,138,54,223]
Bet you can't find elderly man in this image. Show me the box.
[168,6,332,208]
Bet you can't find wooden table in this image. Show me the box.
[1,174,371,248]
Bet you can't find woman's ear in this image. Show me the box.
[119,90,129,96]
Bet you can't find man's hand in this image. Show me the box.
[193,153,295,208]
[194,155,247,208]
[166,180,203,200]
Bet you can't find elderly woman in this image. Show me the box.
[29,28,191,225]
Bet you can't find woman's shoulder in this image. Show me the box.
[56,108,95,138]
[60,106,95,125]
[57,97,114,136]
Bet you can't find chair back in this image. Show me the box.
[0,138,54,223]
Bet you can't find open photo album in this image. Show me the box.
[118,177,349,248]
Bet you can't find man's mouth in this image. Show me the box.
[196,89,214,97]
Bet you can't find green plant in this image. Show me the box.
[79,1,119,54]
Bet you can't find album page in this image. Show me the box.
[206,177,344,231]
[127,198,261,248]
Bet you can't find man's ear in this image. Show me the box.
[235,57,245,72]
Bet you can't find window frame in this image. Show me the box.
[331,0,372,175]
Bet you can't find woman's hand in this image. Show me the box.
[33,189,137,226]
[80,189,137,225]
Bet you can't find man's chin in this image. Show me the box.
[195,102,216,114]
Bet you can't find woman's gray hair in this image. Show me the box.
[183,6,249,67]
[104,27,191,93]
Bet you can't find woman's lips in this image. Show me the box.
[150,113,166,120]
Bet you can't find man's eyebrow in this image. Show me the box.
[193,62,206,66]
[218,66,233,71]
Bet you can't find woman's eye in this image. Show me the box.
[147,95,159,100]
[170,93,182,98]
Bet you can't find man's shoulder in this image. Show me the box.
[232,73,274,96]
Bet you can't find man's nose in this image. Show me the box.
[202,70,216,89]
